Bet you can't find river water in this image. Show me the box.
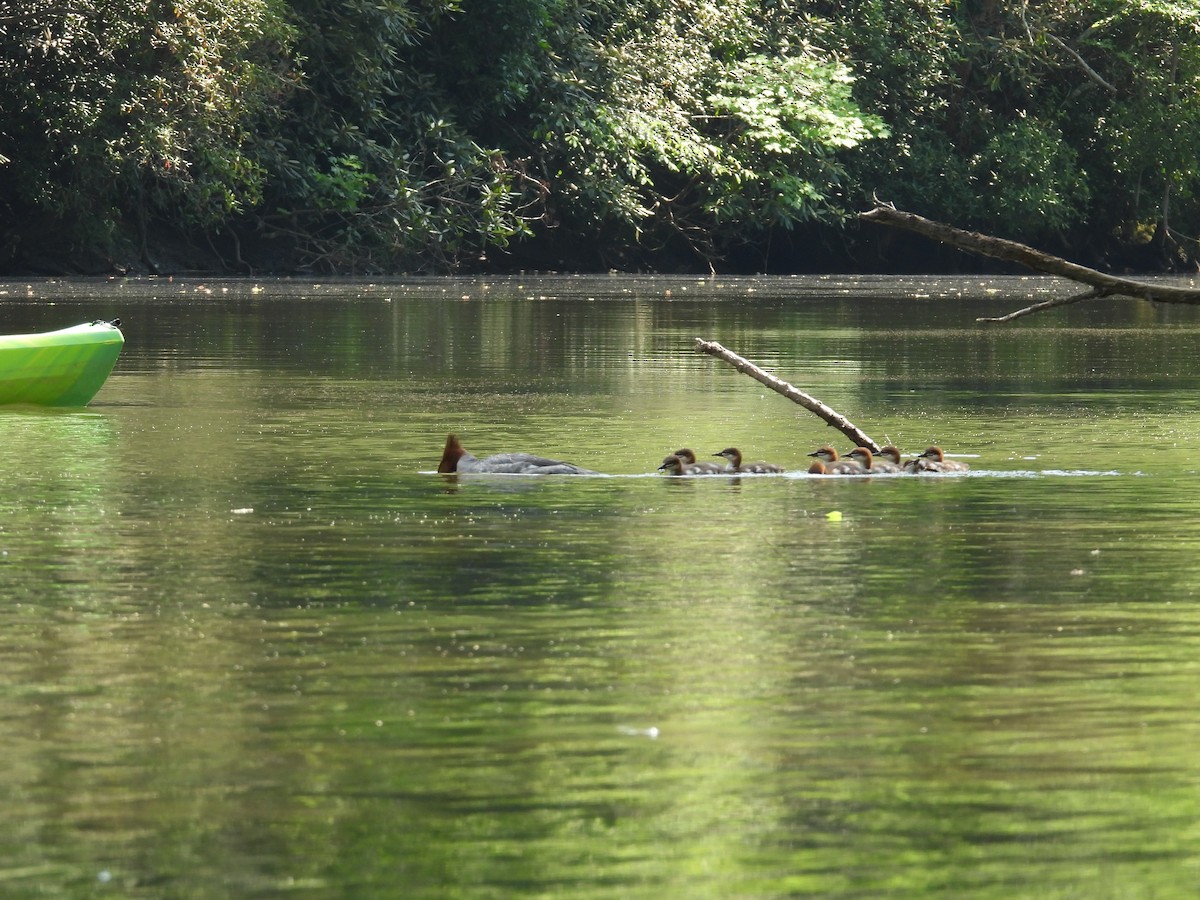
[4,274,1200,897]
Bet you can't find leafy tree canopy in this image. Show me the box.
[2,0,1200,272]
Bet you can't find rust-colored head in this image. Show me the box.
[848,447,874,469]
[807,446,839,462]
[658,454,686,474]
[438,434,467,473]
[878,445,903,465]
[674,448,698,464]
[714,448,743,467]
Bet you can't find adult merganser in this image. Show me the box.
[714,447,785,474]
[878,445,921,472]
[847,446,903,474]
[673,448,726,474]
[915,446,970,473]
[806,446,864,475]
[437,434,598,475]
[658,454,723,476]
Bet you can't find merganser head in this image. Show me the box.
[918,446,946,462]
[807,446,840,462]
[714,448,742,466]
[674,448,699,464]
[438,434,467,473]
[658,454,686,474]
[808,460,828,474]
[878,445,903,465]
[848,447,874,468]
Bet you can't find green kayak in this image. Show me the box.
[0,320,124,406]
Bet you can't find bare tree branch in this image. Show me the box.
[694,338,879,451]
[859,204,1200,321]
[975,288,1103,323]
[1045,33,1117,94]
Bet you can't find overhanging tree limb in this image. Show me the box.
[859,204,1200,321]
[694,338,880,451]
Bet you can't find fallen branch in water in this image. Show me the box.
[859,204,1200,322]
[694,338,879,451]
[975,287,1106,323]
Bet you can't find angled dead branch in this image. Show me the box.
[1045,34,1117,94]
[694,338,879,451]
[975,288,1103,323]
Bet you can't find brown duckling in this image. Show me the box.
[673,448,726,474]
[915,446,971,473]
[877,445,922,472]
[847,446,903,474]
[806,446,864,475]
[659,454,723,476]
[714,447,785,474]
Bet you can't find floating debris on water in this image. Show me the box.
[618,725,660,739]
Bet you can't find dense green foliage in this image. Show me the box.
[0,0,293,264]
[3,0,1200,272]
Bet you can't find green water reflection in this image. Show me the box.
[3,276,1200,897]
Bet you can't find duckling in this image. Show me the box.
[714,447,785,474]
[658,454,723,476]
[915,445,971,473]
[847,446,903,474]
[877,445,922,473]
[806,446,864,475]
[673,448,726,474]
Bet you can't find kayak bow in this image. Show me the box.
[0,320,124,406]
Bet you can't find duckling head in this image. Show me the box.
[658,454,685,474]
[848,447,874,468]
[714,448,742,467]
